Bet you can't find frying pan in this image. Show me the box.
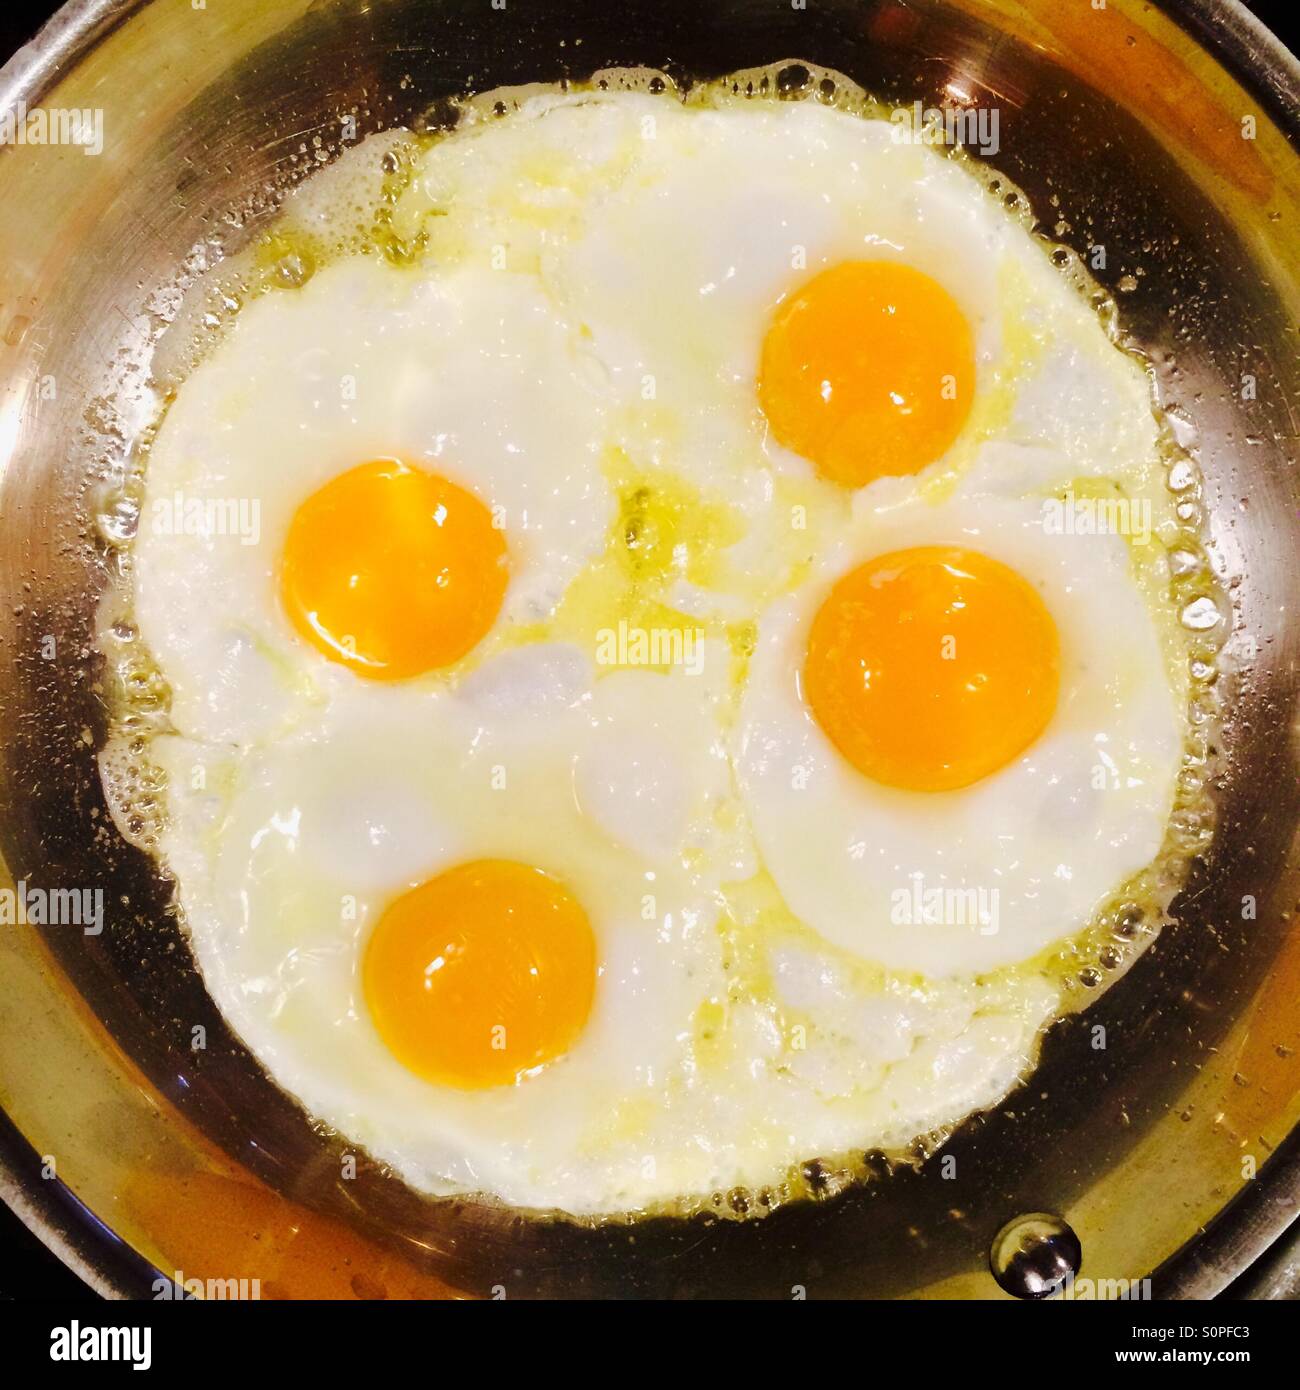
[1,0,1297,1299]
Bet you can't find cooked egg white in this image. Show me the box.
[102,68,1219,1218]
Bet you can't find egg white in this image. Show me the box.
[106,74,1210,1217]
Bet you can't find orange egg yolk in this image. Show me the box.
[804,546,1060,792]
[280,459,507,680]
[363,859,597,1090]
[759,261,975,487]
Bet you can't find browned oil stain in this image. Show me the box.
[1222,916,1300,1138]
[23,929,464,1300]
[123,1168,465,1300]
[954,0,1274,202]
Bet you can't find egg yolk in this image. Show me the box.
[280,459,507,680]
[804,546,1060,792]
[759,261,975,487]
[364,859,597,1090]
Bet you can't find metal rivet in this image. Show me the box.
[990,1212,1082,1299]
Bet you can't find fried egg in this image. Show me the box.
[736,489,1186,978]
[132,259,614,744]
[102,67,1220,1218]
[145,648,741,1209]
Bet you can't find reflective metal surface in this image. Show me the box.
[990,1212,1083,1301]
[1,0,1298,1298]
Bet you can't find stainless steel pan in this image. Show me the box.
[1,0,1297,1298]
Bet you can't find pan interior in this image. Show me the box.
[0,0,1297,1298]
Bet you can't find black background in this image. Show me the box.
[0,0,1294,1303]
